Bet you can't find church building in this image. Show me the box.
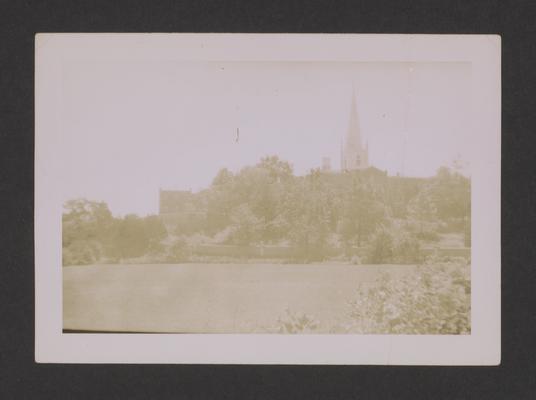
[340,90,369,171]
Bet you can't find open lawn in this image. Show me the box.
[63,263,422,333]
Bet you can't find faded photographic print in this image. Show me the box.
[35,34,501,364]
[61,58,471,335]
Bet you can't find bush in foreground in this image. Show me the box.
[261,261,470,335]
[347,262,470,334]
[275,309,320,333]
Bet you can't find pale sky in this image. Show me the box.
[60,60,471,216]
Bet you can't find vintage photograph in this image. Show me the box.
[61,58,471,334]
[35,34,500,364]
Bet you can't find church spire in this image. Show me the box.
[346,88,363,150]
[342,87,369,170]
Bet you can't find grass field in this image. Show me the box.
[63,263,422,333]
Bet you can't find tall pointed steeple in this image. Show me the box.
[346,89,362,150]
[341,87,369,171]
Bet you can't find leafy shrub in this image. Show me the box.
[347,263,470,334]
[161,237,190,263]
[108,236,189,264]
[415,229,440,242]
[62,240,102,266]
[228,204,263,245]
[392,233,422,264]
[365,227,422,264]
[364,228,394,263]
[212,226,235,244]
[424,250,470,266]
[275,309,320,333]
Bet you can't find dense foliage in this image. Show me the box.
[62,156,470,265]
[196,156,469,261]
[62,199,167,265]
[346,261,470,334]
[265,260,470,335]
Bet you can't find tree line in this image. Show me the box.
[63,156,470,265]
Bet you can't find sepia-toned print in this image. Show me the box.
[61,60,471,334]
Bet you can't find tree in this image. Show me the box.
[111,214,167,259]
[431,167,470,221]
[143,215,168,253]
[285,171,333,261]
[406,181,438,233]
[214,162,292,244]
[212,167,234,187]
[113,215,147,258]
[339,176,385,247]
[62,199,114,245]
[364,227,394,264]
[228,204,263,245]
[256,155,293,182]
[62,199,115,265]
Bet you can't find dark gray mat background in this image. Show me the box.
[1,1,535,398]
